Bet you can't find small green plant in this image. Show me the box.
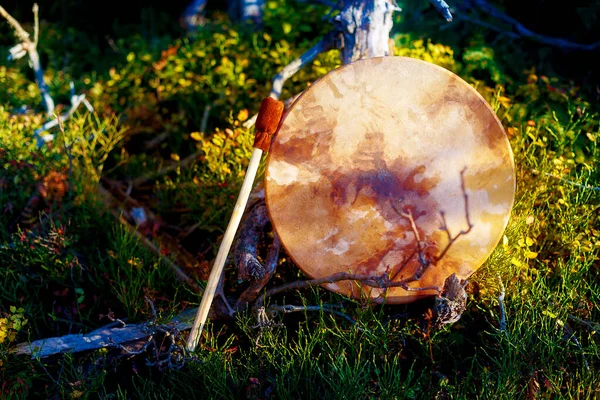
[0,306,28,346]
[0,306,28,370]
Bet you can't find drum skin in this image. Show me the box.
[264,57,515,304]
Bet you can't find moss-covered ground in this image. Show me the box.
[0,1,599,398]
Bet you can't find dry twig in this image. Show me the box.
[255,271,440,310]
[268,304,355,324]
[497,274,507,332]
[568,315,600,333]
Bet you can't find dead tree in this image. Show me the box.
[181,0,266,32]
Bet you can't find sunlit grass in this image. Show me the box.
[0,2,599,398]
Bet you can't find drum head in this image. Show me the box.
[264,57,515,304]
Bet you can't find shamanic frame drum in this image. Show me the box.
[264,57,515,304]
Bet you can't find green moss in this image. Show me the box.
[0,0,598,397]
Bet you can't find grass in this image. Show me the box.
[1,1,599,399]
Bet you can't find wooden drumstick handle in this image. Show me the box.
[186,97,284,352]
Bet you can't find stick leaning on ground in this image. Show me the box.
[186,97,284,352]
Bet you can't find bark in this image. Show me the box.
[13,309,198,358]
[336,0,398,64]
[181,0,207,31]
[228,0,266,26]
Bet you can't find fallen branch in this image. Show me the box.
[256,271,441,309]
[436,168,474,262]
[1,4,94,145]
[13,308,198,358]
[234,200,272,282]
[98,181,224,298]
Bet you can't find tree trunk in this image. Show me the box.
[336,0,397,64]
[228,0,265,26]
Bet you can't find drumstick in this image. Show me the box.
[186,97,284,352]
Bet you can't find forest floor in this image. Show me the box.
[0,1,599,399]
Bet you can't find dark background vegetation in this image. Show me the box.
[1,0,599,88]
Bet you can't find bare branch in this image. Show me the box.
[267,304,355,324]
[335,0,398,64]
[562,323,590,371]
[144,132,169,149]
[568,315,600,332]
[234,200,271,282]
[34,94,90,146]
[256,271,440,310]
[270,36,335,99]
[256,170,474,309]
[429,0,453,21]
[388,208,430,285]
[216,273,236,317]
[0,5,31,43]
[32,4,39,46]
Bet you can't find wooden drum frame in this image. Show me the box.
[264,57,515,304]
